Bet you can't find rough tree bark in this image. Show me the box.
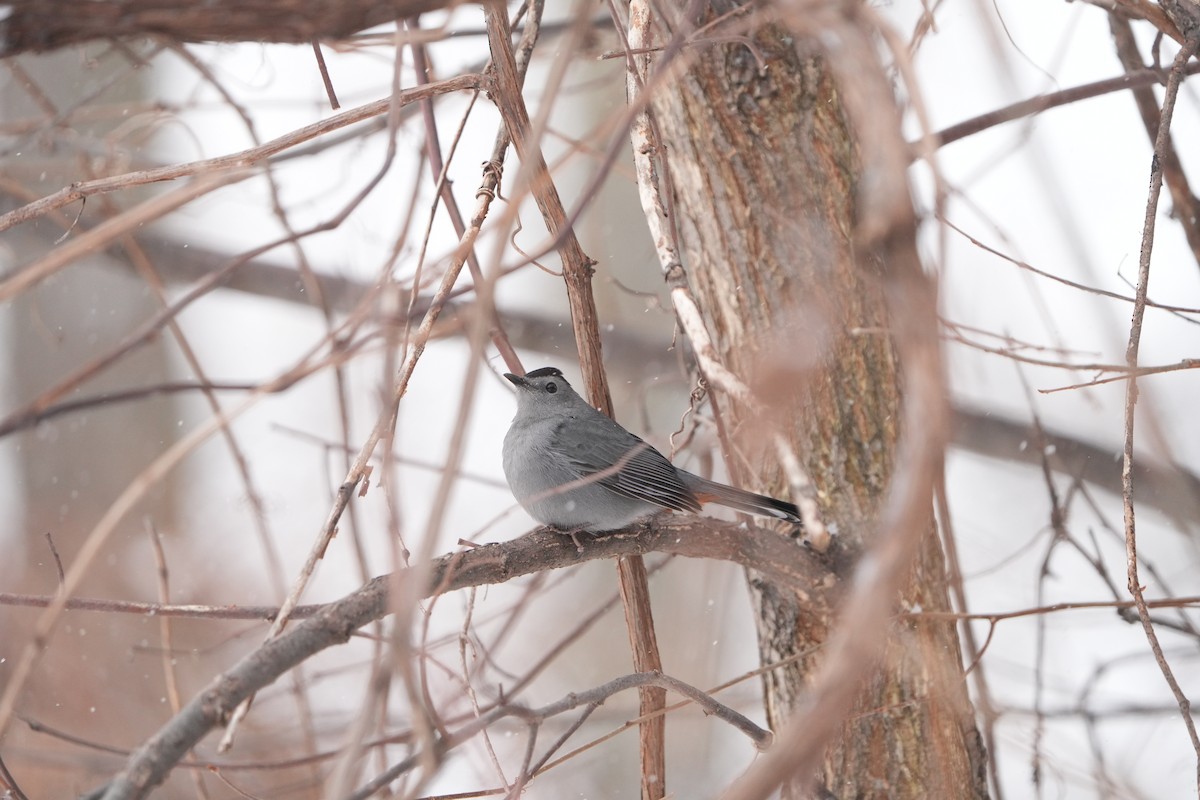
[0,0,447,53]
[633,4,988,798]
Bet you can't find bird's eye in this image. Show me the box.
[545,382,558,394]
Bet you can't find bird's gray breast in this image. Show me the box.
[502,415,581,515]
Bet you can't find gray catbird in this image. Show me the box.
[502,367,802,531]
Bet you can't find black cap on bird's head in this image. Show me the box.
[504,367,578,405]
[524,366,566,381]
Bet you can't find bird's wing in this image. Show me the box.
[549,414,701,513]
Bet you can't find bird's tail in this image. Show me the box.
[686,476,802,525]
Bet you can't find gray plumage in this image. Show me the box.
[501,367,802,532]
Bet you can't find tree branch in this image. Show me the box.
[0,73,484,235]
[0,0,458,54]
[84,518,838,800]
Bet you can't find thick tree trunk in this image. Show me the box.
[638,7,988,798]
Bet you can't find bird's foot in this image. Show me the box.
[546,524,591,553]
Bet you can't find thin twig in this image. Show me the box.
[0,73,483,234]
[42,532,65,586]
[927,60,1200,150]
[347,670,771,800]
[0,168,253,302]
[0,592,326,620]
[145,518,211,800]
[482,3,675,797]
[1109,15,1200,270]
[1119,35,1200,791]
[311,41,341,109]
[942,216,1200,316]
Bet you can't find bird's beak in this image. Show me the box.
[504,373,527,388]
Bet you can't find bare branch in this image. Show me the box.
[0,0,460,54]
[928,60,1200,150]
[0,73,484,235]
[0,168,254,302]
[83,518,836,800]
[1119,34,1200,788]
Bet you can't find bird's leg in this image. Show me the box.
[548,524,591,553]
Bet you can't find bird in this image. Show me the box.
[501,366,802,532]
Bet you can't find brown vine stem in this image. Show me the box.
[1120,35,1200,793]
[0,167,253,302]
[1109,15,1200,270]
[0,73,482,234]
[481,3,669,796]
